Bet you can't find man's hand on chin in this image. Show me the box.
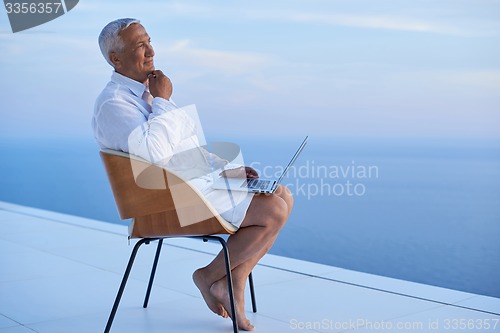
[148,70,173,100]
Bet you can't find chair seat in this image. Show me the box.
[129,211,238,238]
[100,149,239,238]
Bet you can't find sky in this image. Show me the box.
[0,0,499,141]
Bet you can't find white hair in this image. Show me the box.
[98,18,140,67]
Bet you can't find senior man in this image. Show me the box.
[92,18,293,331]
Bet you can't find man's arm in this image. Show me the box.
[124,69,201,164]
[128,106,197,164]
[93,98,148,152]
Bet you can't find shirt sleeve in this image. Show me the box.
[206,152,243,171]
[128,100,198,164]
[93,98,147,152]
[150,97,178,118]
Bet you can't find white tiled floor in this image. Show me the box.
[0,201,498,333]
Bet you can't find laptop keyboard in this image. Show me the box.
[243,178,271,190]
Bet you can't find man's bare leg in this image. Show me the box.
[227,186,294,293]
[192,271,228,318]
[194,186,293,330]
[209,235,277,330]
[211,186,293,313]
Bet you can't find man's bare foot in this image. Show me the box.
[193,269,228,318]
[210,278,255,331]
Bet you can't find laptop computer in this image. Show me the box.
[212,136,308,194]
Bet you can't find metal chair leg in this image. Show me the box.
[203,236,239,333]
[248,272,257,313]
[143,238,163,308]
[104,238,155,333]
[105,236,255,333]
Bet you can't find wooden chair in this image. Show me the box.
[99,148,257,333]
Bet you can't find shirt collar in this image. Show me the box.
[110,71,147,98]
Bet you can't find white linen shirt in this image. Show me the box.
[92,71,253,227]
[92,71,180,153]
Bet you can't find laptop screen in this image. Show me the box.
[276,136,308,184]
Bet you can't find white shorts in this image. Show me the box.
[191,176,254,228]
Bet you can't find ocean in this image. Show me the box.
[1,136,499,298]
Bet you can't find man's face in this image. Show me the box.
[112,23,155,83]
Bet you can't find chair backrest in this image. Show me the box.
[99,149,237,238]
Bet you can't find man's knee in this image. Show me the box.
[246,191,290,230]
[265,195,288,229]
[279,185,294,206]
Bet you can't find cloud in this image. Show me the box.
[245,9,499,36]
[0,32,99,68]
[106,1,499,37]
[290,13,454,34]
[443,70,500,90]
[159,39,273,75]
[391,69,500,93]
[73,1,213,22]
